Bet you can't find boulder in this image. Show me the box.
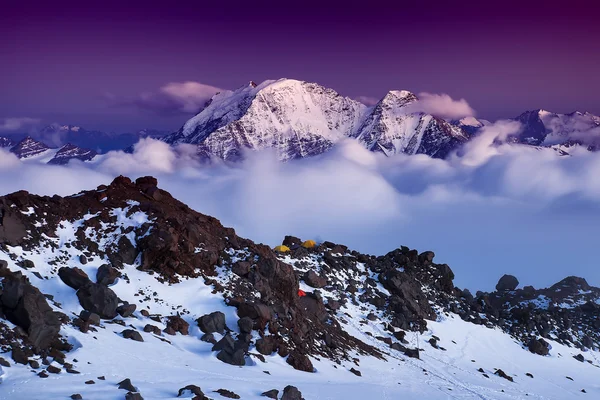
[58,267,91,290]
[303,270,327,288]
[0,270,61,349]
[255,336,276,355]
[76,283,119,319]
[118,378,138,391]
[197,311,226,334]
[79,310,101,325]
[216,348,245,366]
[261,389,279,399]
[117,303,137,318]
[281,385,304,400]
[178,385,207,399]
[125,393,144,400]
[165,315,189,335]
[286,351,313,372]
[214,389,240,399]
[96,264,120,286]
[122,329,144,342]
[237,317,254,334]
[496,275,519,291]
[528,338,549,356]
[143,324,161,335]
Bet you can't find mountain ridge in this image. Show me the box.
[0,176,598,399]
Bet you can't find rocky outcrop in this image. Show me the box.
[0,266,61,350]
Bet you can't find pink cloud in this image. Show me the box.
[406,93,475,119]
[109,81,223,115]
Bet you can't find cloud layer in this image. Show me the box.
[1,123,599,292]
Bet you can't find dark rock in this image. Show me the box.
[200,333,216,344]
[177,384,205,397]
[528,338,549,356]
[165,315,189,335]
[232,261,251,277]
[261,389,279,399]
[303,270,327,288]
[118,378,138,391]
[216,348,245,366]
[76,282,119,319]
[29,359,40,369]
[85,380,95,384]
[80,310,101,325]
[212,334,235,352]
[350,367,362,376]
[237,317,254,334]
[255,336,276,355]
[79,255,88,265]
[281,385,304,400]
[197,311,226,334]
[214,389,240,399]
[0,357,10,367]
[574,354,585,362]
[494,369,514,382]
[46,365,61,374]
[11,346,28,364]
[58,267,91,290]
[143,324,161,335]
[1,270,61,349]
[38,370,48,378]
[122,329,144,342]
[526,373,534,378]
[496,275,519,291]
[286,351,313,372]
[117,304,137,318]
[18,259,35,269]
[71,395,83,400]
[96,264,120,286]
[404,348,420,359]
[125,393,144,400]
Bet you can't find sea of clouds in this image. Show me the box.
[1,121,599,292]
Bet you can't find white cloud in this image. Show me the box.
[405,93,475,119]
[1,131,600,293]
[0,117,41,133]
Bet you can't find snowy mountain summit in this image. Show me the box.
[0,176,598,399]
[163,79,469,161]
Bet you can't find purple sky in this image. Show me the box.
[1,0,599,132]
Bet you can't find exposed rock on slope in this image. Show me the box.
[0,177,598,399]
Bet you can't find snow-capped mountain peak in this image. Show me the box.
[162,79,469,161]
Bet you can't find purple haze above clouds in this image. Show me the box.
[1,0,599,132]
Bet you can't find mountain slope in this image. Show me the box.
[352,91,469,158]
[163,79,471,161]
[165,79,368,161]
[6,137,98,165]
[515,109,600,149]
[0,177,598,399]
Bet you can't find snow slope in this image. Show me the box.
[1,193,598,399]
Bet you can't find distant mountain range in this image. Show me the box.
[162,78,600,161]
[2,125,169,153]
[1,136,98,164]
[3,79,599,165]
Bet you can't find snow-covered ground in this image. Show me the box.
[0,209,599,399]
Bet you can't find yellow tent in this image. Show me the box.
[301,240,316,249]
[273,245,290,253]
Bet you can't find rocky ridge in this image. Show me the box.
[0,177,598,398]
